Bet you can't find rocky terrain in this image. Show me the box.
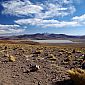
[0,42,85,85]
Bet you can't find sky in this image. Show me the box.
[0,0,85,36]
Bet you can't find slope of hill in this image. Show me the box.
[0,33,85,40]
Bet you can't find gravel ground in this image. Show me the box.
[0,44,85,85]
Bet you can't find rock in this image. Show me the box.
[33,51,41,54]
[82,60,85,69]
[23,69,29,73]
[4,46,7,50]
[82,54,85,60]
[72,49,75,53]
[29,64,40,72]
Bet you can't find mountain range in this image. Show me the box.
[0,33,85,40]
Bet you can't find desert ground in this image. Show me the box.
[0,40,85,85]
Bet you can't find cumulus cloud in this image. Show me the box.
[2,0,84,29]
[15,18,42,25]
[2,0,76,18]
[72,14,85,25]
[0,24,25,34]
[2,0,43,17]
[15,18,80,28]
[72,14,85,21]
[43,21,80,28]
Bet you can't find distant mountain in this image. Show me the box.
[0,33,85,40]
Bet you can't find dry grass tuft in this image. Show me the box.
[9,55,16,62]
[67,68,85,85]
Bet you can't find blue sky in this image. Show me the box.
[0,0,85,35]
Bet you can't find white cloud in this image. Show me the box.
[2,0,43,17]
[15,18,80,28]
[36,3,75,19]
[15,13,85,28]
[72,14,85,21]
[0,24,25,34]
[43,21,80,28]
[2,0,76,18]
[15,18,42,25]
[3,0,83,29]
[63,0,72,4]
[72,14,85,25]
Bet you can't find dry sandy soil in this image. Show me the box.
[0,41,85,85]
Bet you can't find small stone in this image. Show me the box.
[29,64,40,72]
[82,54,85,60]
[82,61,85,69]
[72,49,75,53]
